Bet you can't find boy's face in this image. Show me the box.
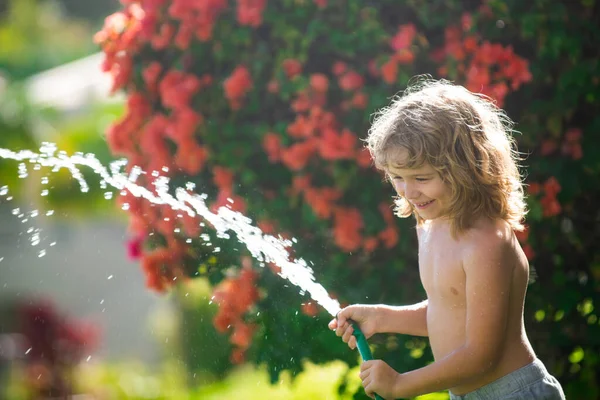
[386,148,452,221]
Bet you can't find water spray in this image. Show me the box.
[1,144,383,399]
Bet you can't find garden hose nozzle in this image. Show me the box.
[351,322,384,400]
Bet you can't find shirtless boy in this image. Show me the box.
[329,80,565,400]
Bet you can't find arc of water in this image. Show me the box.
[0,144,342,316]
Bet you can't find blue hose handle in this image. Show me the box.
[351,321,384,400]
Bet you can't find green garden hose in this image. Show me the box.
[351,322,384,400]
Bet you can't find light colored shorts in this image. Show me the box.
[449,359,565,400]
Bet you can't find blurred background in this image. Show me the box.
[0,0,598,399]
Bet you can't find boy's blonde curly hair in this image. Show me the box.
[366,78,526,235]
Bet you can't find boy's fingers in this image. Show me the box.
[342,325,354,343]
[328,319,337,330]
[350,336,356,349]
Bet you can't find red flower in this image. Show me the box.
[174,140,209,175]
[292,175,311,194]
[230,322,257,349]
[142,61,163,92]
[318,128,357,160]
[262,132,282,162]
[390,23,416,51]
[527,182,542,196]
[394,49,415,65]
[351,92,368,109]
[304,187,342,219]
[236,0,267,27]
[151,23,175,50]
[223,65,253,110]
[282,58,303,79]
[287,115,315,138]
[166,107,203,144]
[332,61,347,76]
[212,188,247,213]
[310,73,329,92]
[280,140,317,171]
[159,70,202,110]
[356,148,372,168]
[332,207,364,251]
[338,70,365,91]
[363,236,378,253]
[257,219,276,234]
[126,234,144,260]
[301,302,319,317]
[378,225,399,249]
[543,177,561,197]
[380,58,398,84]
[230,348,246,364]
[213,166,234,189]
[541,195,561,217]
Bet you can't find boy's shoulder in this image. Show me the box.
[459,218,519,266]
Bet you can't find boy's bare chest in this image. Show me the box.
[418,229,466,303]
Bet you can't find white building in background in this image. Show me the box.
[24,52,124,113]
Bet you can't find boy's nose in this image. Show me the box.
[404,183,420,200]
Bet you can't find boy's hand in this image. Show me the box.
[360,360,401,399]
[328,304,380,350]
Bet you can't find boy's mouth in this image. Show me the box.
[414,200,435,209]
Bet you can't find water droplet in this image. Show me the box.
[121,203,130,211]
[0,186,8,196]
[0,257,4,262]
[104,192,113,200]
[38,250,46,258]
[41,177,49,185]
[100,299,104,304]
[46,210,54,216]
[107,275,113,280]
[11,208,20,215]
[50,242,56,247]
[86,355,92,362]
[41,189,49,197]
[25,348,32,355]
[18,163,28,178]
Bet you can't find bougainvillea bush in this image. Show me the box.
[95,0,600,397]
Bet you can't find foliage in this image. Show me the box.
[37,102,127,217]
[95,0,600,398]
[0,0,98,80]
[0,82,37,198]
[4,357,448,399]
[0,299,99,399]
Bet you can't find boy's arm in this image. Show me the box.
[377,300,428,337]
[391,239,512,398]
